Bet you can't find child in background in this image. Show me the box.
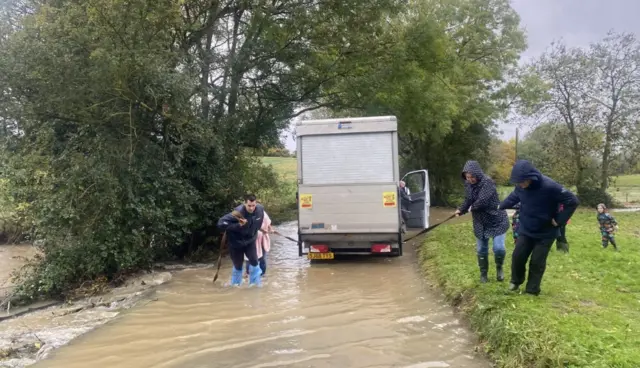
[511,203,520,244]
[555,203,570,253]
[597,203,619,251]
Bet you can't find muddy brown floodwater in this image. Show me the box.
[28,208,488,368]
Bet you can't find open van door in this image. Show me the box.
[400,170,430,229]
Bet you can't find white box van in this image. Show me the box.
[295,116,431,259]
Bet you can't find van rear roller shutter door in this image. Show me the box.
[301,132,394,185]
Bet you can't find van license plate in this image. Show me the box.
[307,252,334,260]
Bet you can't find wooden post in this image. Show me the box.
[515,127,519,162]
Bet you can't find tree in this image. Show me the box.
[521,32,640,196]
[518,123,601,187]
[522,42,599,194]
[588,32,640,190]
[319,0,527,204]
[0,0,402,299]
[487,138,515,186]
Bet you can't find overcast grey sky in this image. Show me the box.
[282,0,640,151]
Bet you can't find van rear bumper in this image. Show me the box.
[298,232,403,257]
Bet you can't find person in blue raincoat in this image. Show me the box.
[455,161,510,283]
[499,160,578,296]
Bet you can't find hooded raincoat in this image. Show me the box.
[458,161,510,239]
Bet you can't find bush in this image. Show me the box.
[577,186,617,208]
[0,177,30,244]
[7,153,292,302]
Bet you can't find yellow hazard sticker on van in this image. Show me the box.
[300,194,313,209]
[383,191,397,207]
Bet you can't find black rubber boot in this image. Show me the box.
[556,241,569,253]
[477,255,489,283]
[495,254,505,282]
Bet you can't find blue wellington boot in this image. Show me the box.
[248,264,262,287]
[230,267,243,287]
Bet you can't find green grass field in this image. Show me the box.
[261,156,297,183]
[612,174,640,187]
[258,157,297,223]
[610,175,640,205]
[420,210,640,368]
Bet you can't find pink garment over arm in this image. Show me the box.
[256,211,272,259]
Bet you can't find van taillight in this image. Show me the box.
[310,245,329,253]
[371,244,391,253]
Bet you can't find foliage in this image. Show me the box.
[517,123,601,187]
[0,0,400,300]
[487,138,515,186]
[588,32,640,190]
[519,43,598,192]
[312,0,527,205]
[420,210,640,368]
[519,32,640,194]
[575,186,615,208]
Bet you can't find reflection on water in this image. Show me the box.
[31,208,487,368]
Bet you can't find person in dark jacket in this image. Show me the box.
[554,203,570,253]
[399,180,411,225]
[217,194,265,287]
[499,160,579,296]
[455,161,510,283]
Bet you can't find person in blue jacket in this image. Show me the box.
[217,194,265,287]
[499,160,579,296]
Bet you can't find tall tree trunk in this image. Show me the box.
[568,123,584,188]
[215,7,242,119]
[565,113,584,192]
[600,93,618,191]
[600,122,614,191]
[199,27,214,121]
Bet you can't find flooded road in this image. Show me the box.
[30,209,488,368]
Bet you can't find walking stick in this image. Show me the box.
[272,230,298,243]
[212,232,227,283]
[267,216,457,245]
[402,214,457,243]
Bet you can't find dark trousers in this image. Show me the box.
[511,234,555,295]
[401,206,409,223]
[557,225,567,243]
[228,245,258,270]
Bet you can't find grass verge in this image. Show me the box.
[419,209,640,368]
